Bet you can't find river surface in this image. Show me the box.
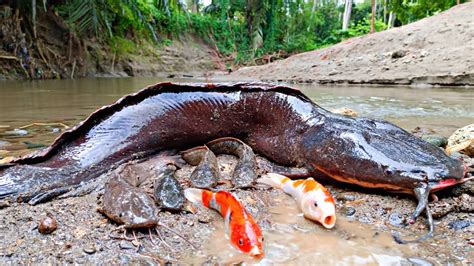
[0,78,472,264]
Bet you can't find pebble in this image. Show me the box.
[83,245,96,254]
[448,219,470,230]
[118,254,131,264]
[342,206,356,217]
[358,216,373,224]
[336,193,357,202]
[421,135,448,147]
[75,258,86,264]
[407,257,434,266]
[328,70,340,76]
[38,215,58,234]
[388,212,404,227]
[154,167,185,211]
[391,50,406,59]
[0,199,10,208]
[3,129,28,136]
[119,241,134,250]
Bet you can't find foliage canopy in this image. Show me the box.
[18,0,462,65]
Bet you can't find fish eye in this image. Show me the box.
[239,239,244,246]
[314,202,318,207]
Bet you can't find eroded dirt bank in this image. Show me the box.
[0,6,220,80]
[0,152,472,264]
[226,3,474,86]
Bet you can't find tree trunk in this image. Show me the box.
[311,0,318,14]
[342,0,352,31]
[192,0,199,13]
[371,0,375,33]
[387,11,396,29]
[457,0,460,4]
[308,0,319,31]
[383,0,387,24]
[32,0,37,38]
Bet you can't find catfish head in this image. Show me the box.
[300,114,465,193]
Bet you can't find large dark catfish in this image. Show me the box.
[0,82,466,242]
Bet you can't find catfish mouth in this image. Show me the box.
[430,161,471,192]
[430,178,459,192]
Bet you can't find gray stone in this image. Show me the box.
[421,135,448,147]
[448,219,470,230]
[388,212,404,227]
[83,245,96,254]
[119,241,134,250]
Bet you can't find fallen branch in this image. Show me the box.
[0,55,30,78]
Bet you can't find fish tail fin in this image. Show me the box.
[257,173,291,189]
[184,188,205,204]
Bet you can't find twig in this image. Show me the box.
[0,55,30,78]
[111,50,116,72]
[71,60,76,79]
[158,222,197,250]
[155,227,172,249]
[46,47,62,59]
[0,55,19,60]
[18,122,69,130]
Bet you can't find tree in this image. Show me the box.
[342,0,352,31]
[370,0,375,33]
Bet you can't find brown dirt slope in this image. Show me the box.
[230,2,474,86]
[0,7,219,80]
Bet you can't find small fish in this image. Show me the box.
[184,188,264,258]
[258,173,336,229]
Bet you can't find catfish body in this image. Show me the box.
[0,82,464,204]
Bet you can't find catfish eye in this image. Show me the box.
[314,202,318,207]
[238,239,244,246]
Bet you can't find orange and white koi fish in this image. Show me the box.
[184,188,264,258]
[258,173,336,229]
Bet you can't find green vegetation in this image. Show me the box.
[16,0,464,66]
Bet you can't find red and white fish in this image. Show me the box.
[184,188,264,258]
[258,173,336,229]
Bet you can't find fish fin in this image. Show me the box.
[224,208,231,238]
[184,188,204,204]
[257,173,291,189]
[392,184,434,244]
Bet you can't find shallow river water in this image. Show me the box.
[0,78,472,265]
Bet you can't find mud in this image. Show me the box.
[0,153,472,264]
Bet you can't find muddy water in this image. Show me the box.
[185,192,410,265]
[0,78,472,264]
